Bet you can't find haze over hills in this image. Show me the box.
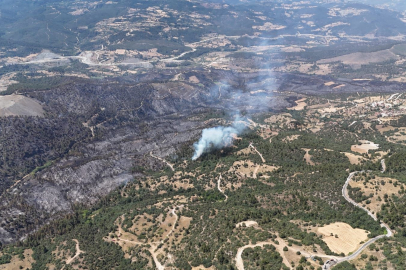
[1,0,406,269]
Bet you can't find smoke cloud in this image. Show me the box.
[191,38,279,160]
[192,117,247,160]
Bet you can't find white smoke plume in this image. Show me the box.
[192,39,278,160]
[192,116,248,160]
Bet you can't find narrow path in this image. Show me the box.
[66,239,84,264]
[395,93,403,101]
[150,152,175,171]
[386,93,398,102]
[150,247,165,270]
[253,165,260,179]
[117,206,181,270]
[162,48,196,62]
[82,121,95,137]
[6,173,30,193]
[217,174,228,201]
[165,206,179,239]
[249,143,266,163]
[150,206,181,270]
[303,148,315,166]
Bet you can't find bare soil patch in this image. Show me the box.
[387,127,406,144]
[343,152,366,165]
[283,135,300,142]
[376,125,395,134]
[318,49,399,69]
[350,176,403,215]
[0,249,35,270]
[235,220,258,228]
[302,148,315,165]
[287,98,307,111]
[192,266,216,270]
[351,140,379,154]
[333,84,346,90]
[0,72,18,93]
[265,113,293,126]
[188,76,200,83]
[317,222,369,255]
[229,160,277,179]
[317,106,344,114]
[349,246,393,270]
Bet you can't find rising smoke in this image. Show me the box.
[192,116,248,160]
[191,39,279,160]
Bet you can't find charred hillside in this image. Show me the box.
[1,69,405,244]
[0,69,289,244]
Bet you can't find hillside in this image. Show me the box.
[2,0,406,270]
[3,91,406,269]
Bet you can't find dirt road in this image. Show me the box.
[117,206,181,270]
[236,164,394,270]
[217,174,228,201]
[66,239,84,264]
[235,236,339,270]
[249,143,266,163]
[235,242,271,270]
[150,152,175,171]
[252,165,260,179]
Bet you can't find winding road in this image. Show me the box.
[235,242,275,270]
[235,160,393,270]
[235,236,340,270]
[217,174,228,202]
[323,165,392,269]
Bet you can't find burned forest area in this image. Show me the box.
[3,0,406,270]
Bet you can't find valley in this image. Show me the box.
[2,0,406,270]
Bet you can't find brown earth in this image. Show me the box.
[318,49,399,69]
[287,98,307,110]
[229,160,277,179]
[317,222,369,255]
[376,125,396,134]
[343,152,366,165]
[351,141,379,154]
[302,148,315,165]
[0,249,35,270]
[349,176,403,215]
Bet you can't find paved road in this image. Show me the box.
[323,166,393,269]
